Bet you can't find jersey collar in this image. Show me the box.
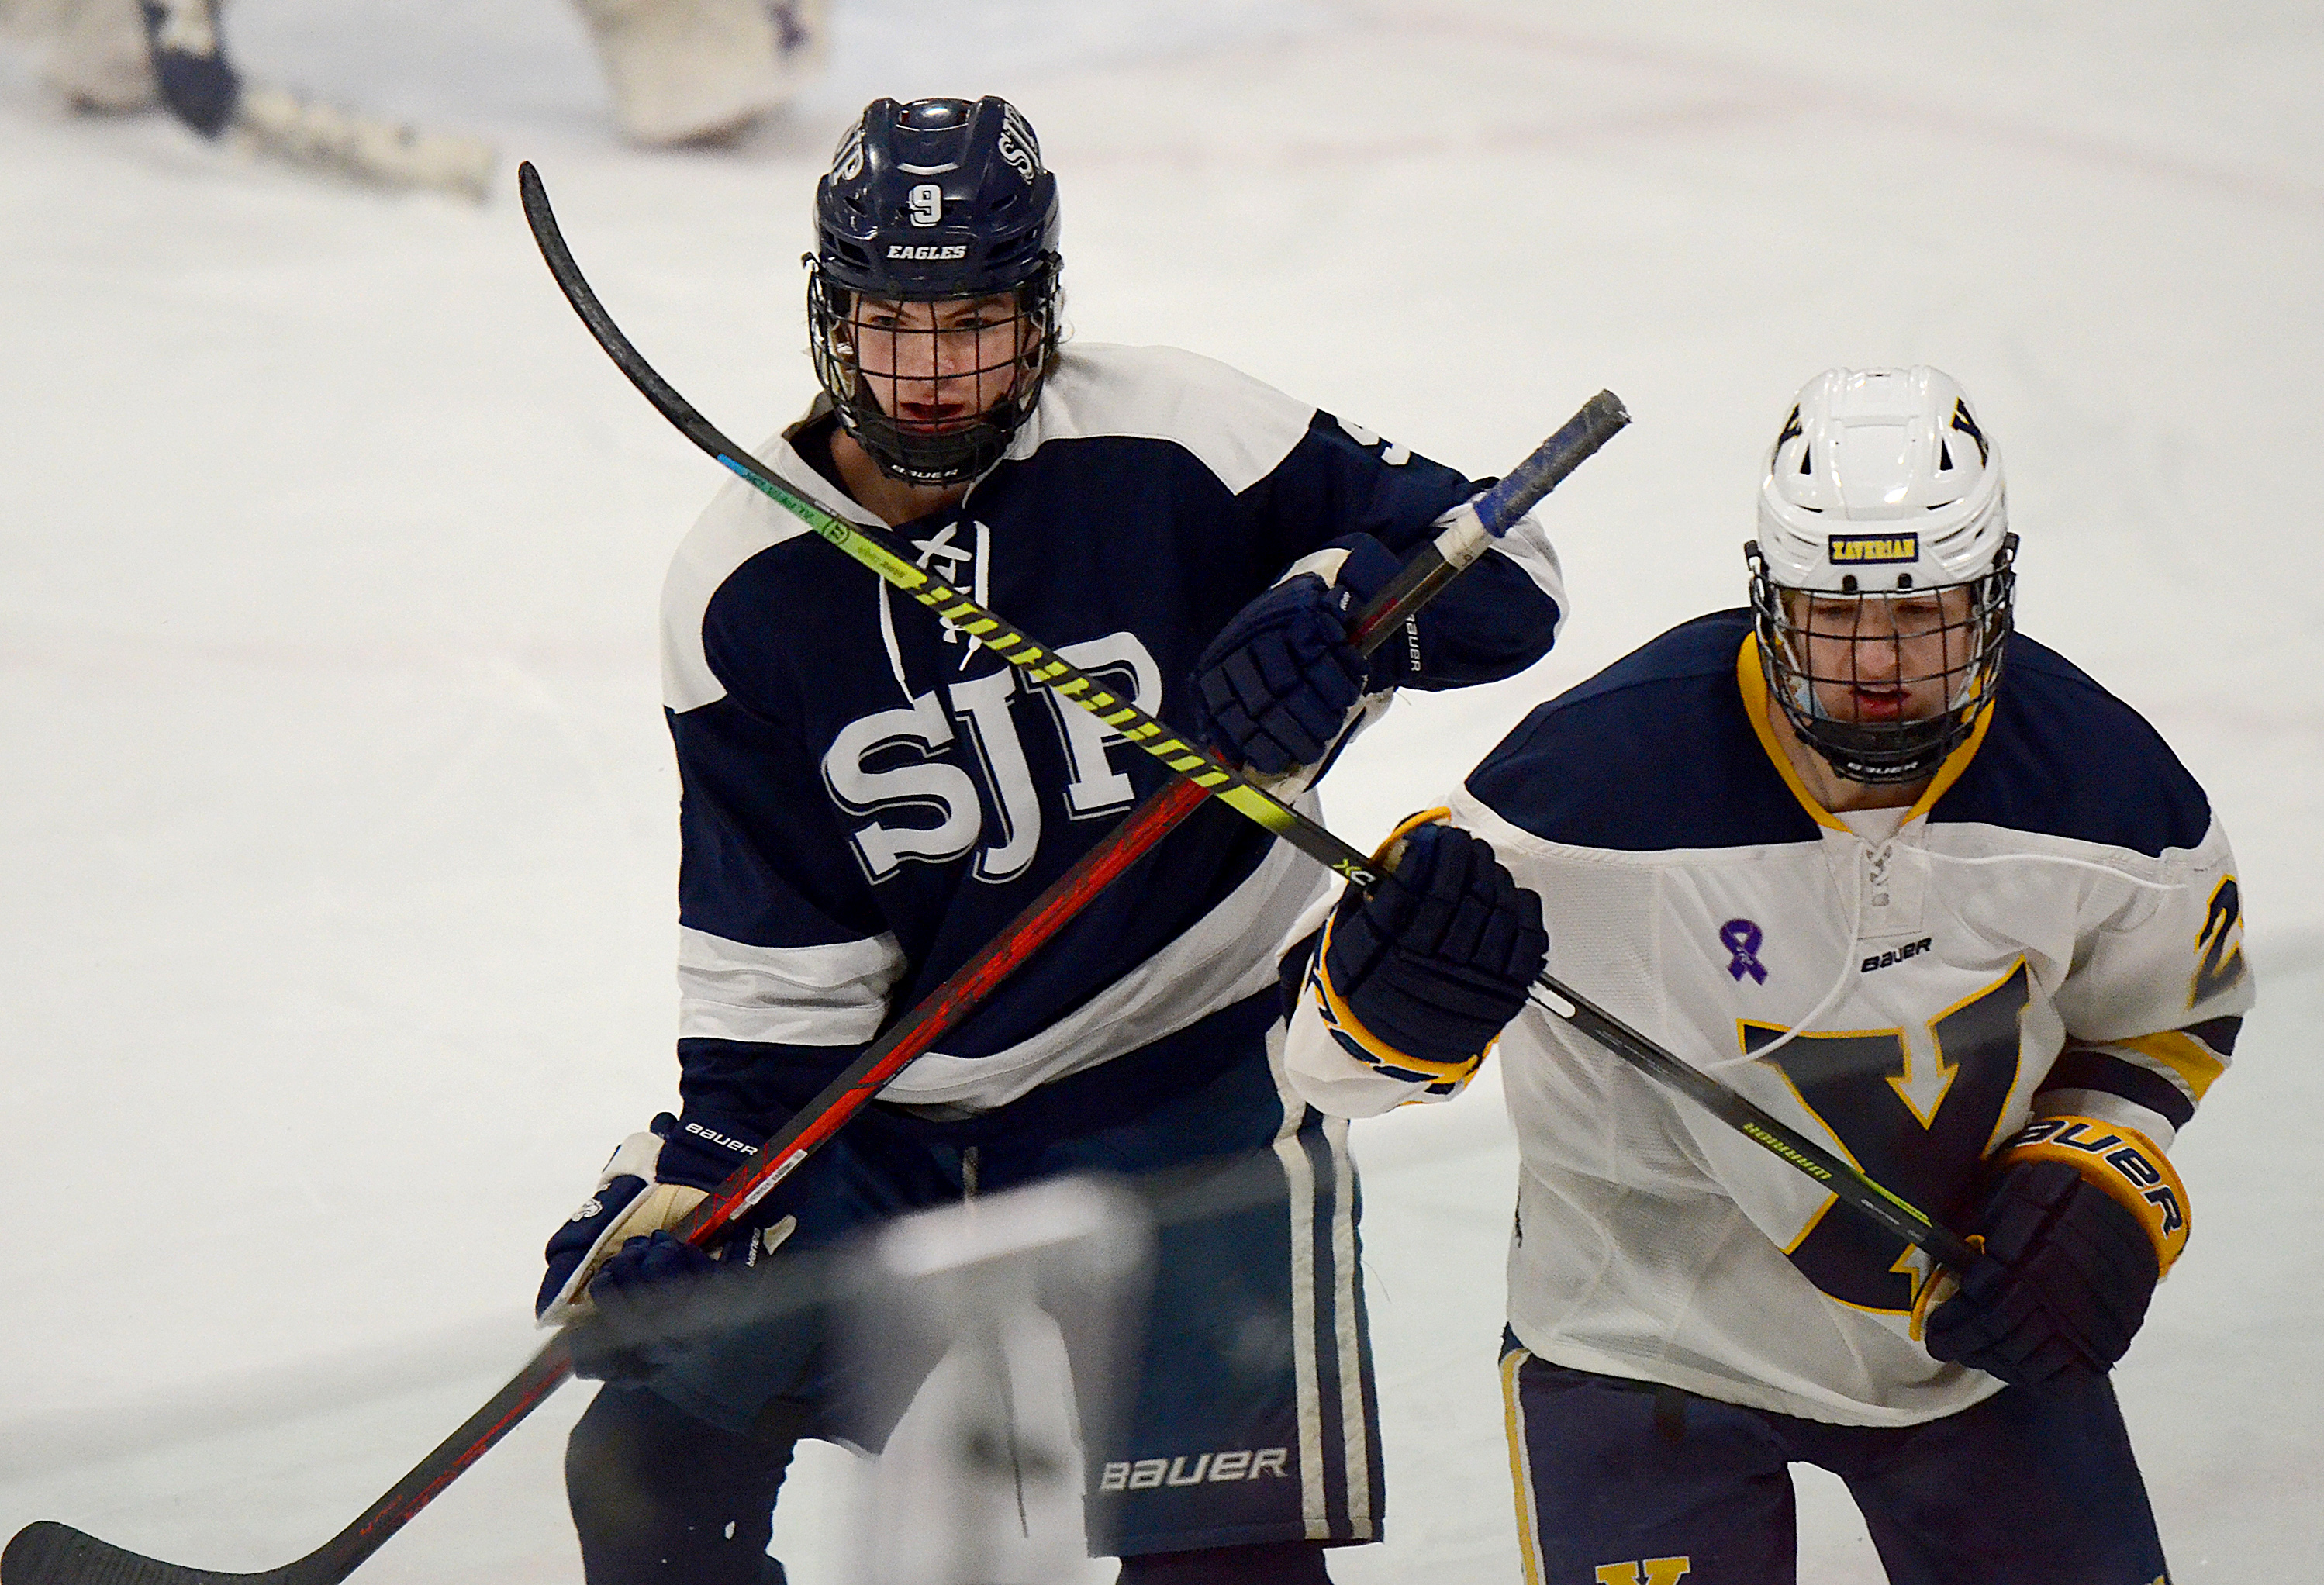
[1734,631,1994,833]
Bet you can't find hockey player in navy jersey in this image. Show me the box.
[1284,367,2252,1583]
[532,95,1567,1584]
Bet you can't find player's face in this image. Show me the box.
[844,293,1032,434]
[1785,587,1980,727]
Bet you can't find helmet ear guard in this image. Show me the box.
[1746,367,2018,787]
[807,95,1064,486]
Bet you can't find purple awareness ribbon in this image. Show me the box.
[1721,918,1768,984]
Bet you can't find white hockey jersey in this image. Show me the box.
[1284,610,2253,1427]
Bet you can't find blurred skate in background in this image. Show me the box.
[572,0,825,146]
[0,0,496,199]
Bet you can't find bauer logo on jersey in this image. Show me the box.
[1095,1448,1290,1492]
[886,243,969,261]
[1827,532,1920,565]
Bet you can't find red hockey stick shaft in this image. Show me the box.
[682,393,1622,1241]
[0,176,1623,1585]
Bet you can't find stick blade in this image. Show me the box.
[2,1523,306,1585]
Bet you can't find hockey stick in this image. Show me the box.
[0,169,1911,1585]
[0,181,1621,1585]
[513,161,1973,1267]
[514,159,1631,1237]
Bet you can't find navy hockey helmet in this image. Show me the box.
[807,95,1063,485]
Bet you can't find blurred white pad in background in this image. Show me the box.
[849,1177,1152,1585]
[572,0,826,146]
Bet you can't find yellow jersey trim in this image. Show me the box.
[2115,1031,2228,1103]
[1734,632,1995,830]
[1736,634,1847,831]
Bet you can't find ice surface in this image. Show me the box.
[2,0,2319,1579]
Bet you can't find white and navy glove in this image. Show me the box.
[1307,817,1546,1086]
[1187,534,1410,778]
[535,1110,794,1326]
[1921,1116,2190,1387]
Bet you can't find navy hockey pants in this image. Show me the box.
[565,1037,1383,1572]
[1500,1341,2170,1583]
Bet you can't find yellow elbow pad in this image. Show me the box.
[1998,1115,2191,1276]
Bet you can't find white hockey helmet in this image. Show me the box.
[1746,367,2018,785]
[1755,366,2008,591]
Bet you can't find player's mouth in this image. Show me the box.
[1846,686,1911,722]
[893,408,979,435]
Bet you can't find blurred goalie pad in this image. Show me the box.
[847,1176,1153,1585]
[573,0,827,147]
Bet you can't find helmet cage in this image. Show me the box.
[1749,534,2017,786]
[807,258,1060,486]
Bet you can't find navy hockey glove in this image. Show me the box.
[1187,534,1407,777]
[536,1110,792,1324]
[1922,1116,2190,1387]
[1317,818,1546,1069]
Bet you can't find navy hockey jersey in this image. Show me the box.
[663,343,1566,1133]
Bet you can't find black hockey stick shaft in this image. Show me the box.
[1,1335,576,1585]
[0,190,1624,1585]
[513,161,1975,1269]
[1521,986,1980,1269]
[520,160,1528,887]
[675,401,1626,1241]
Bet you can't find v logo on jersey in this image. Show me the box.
[1742,959,2030,1313]
[2191,875,2245,1006]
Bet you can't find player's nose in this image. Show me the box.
[1852,634,1904,679]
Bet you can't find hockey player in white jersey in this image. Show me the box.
[534,95,1570,1584]
[1282,367,2251,1583]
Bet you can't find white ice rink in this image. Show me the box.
[3,1,2321,1578]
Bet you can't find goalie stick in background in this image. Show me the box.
[534,94,1571,1585]
[0,0,493,199]
[1284,367,2253,1585]
[4,0,824,185]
